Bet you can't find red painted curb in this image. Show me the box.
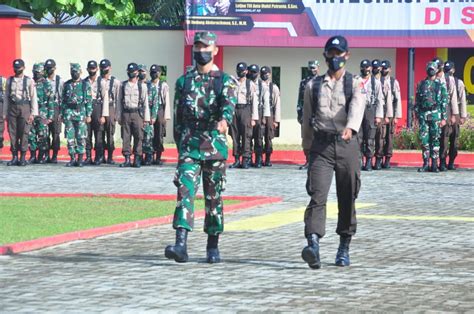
[0,193,283,255]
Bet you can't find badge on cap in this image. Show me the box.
[332,38,340,45]
[129,65,134,69]
[15,61,20,65]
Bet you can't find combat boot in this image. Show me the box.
[254,154,262,168]
[18,151,27,166]
[439,158,447,172]
[206,235,221,264]
[120,155,131,168]
[229,155,241,169]
[418,159,429,172]
[144,153,153,166]
[382,157,391,169]
[299,162,309,170]
[84,150,92,165]
[431,158,439,173]
[335,235,351,267]
[242,157,251,169]
[49,150,58,164]
[76,154,84,167]
[7,152,19,166]
[28,149,37,164]
[107,150,115,165]
[93,151,102,166]
[264,153,273,167]
[302,234,321,269]
[362,157,373,171]
[133,154,141,168]
[154,151,163,166]
[66,154,76,167]
[448,158,456,170]
[38,150,47,164]
[374,157,382,170]
[164,228,189,263]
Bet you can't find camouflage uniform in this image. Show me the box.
[415,62,448,168]
[61,64,93,157]
[139,65,156,157]
[0,76,5,152]
[173,47,237,235]
[29,63,54,156]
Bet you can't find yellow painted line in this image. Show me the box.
[225,203,376,231]
[358,214,474,222]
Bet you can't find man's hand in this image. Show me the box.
[150,119,155,125]
[86,117,92,124]
[100,117,106,125]
[440,119,447,127]
[393,118,398,125]
[450,115,457,125]
[375,117,382,125]
[460,117,466,125]
[273,122,278,128]
[217,119,228,134]
[384,117,390,124]
[27,115,34,124]
[47,119,52,125]
[341,128,353,141]
[251,120,256,127]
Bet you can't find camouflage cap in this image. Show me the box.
[70,63,81,72]
[426,61,438,71]
[308,60,319,68]
[194,31,217,46]
[33,62,45,73]
[432,57,444,69]
[138,64,147,72]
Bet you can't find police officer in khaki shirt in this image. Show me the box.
[117,62,150,168]
[230,62,259,169]
[301,36,365,270]
[99,59,120,165]
[443,61,467,170]
[4,59,38,166]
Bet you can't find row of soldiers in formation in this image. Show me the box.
[0,58,171,167]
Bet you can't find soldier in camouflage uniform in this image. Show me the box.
[151,65,171,166]
[415,61,448,173]
[28,63,54,164]
[297,60,319,170]
[138,64,156,165]
[165,32,237,264]
[61,63,93,167]
[0,75,5,161]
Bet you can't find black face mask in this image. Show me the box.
[138,73,146,80]
[237,71,246,78]
[193,51,213,66]
[360,69,370,77]
[71,72,81,81]
[372,68,380,75]
[325,56,346,72]
[127,72,137,79]
[33,72,43,81]
[88,70,97,77]
[261,74,270,81]
[427,69,437,77]
[46,68,55,76]
[100,69,109,76]
[150,72,159,80]
[382,69,389,76]
[248,73,258,81]
[14,69,24,76]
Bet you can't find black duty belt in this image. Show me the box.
[123,108,139,113]
[236,103,251,109]
[314,131,345,143]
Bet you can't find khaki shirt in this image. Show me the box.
[302,71,365,151]
[358,75,384,119]
[455,77,468,119]
[117,80,150,122]
[236,78,259,120]
[86,76,109,117]
[4,76,38,117]
[384,76,402,119]
[47,75,64,107]
[100,75,121,118]
[151,80,172,120]
[263,80,281,123]
[439,75,459,116]
[254,78,271,118]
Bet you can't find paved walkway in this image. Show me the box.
[1,163,473,311]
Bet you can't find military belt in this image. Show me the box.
[314,131,345,143]
[11,100,30,106]
[236,103,251,109]
[123,108,139,113]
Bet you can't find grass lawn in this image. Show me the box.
[467,105,474,117]
[0,196,239,245]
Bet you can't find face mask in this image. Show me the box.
[150,72,159,80]
[372,68,380,75]
[360,69,370,77]
[248,73,258,81]
[46,68,55,76]
[261,74,270,81]
[127,72,137,79]
[100,69,109,76]
[193,51,213,66]
[237,71,246,78]
[325,55,346,72]
[14,69,24,75]
[33,73,43,81]
[88,70,97,77]
[138,73,146,80]
[427,69,437,77]
[71,72,81,81]
[382,69,389,76]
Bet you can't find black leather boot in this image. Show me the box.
[28,149,37,164]
[18,151,27,166]
[7,152,19,166]
[206,235,221,264]
[229,156,241,169]
[38,150,47,164]
[164,228,189,263]
[374,157,382,170]
[50,150,58,164]
[76,154,84,167]
[418,158,429,172]
[448,158,456,170]
[242,157,251,169]
[301,234,321,269]
[120,155,131,167]
[84,150,92,165]
[154,151,163,165]
[66,154,76,167]
[254,154,262,168]
[382,157,391,169]
[107,150,115,165]
[144,153,153,166]
[264,153,272,167]
[93,151,103,166]
[133,154,141,168]
[431,158,439,173]
[335,235,351,267]
[439,158,447,172]
[362,157,373,171]
[299,162,309,170]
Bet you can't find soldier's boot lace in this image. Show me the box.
[107,150,115,165]
[264,153,272,167]
[242,157,251,169]
[335,235,351,267]
[133,154,141,168]
[418,159,429,172]
[302,233,321,269]
[18,151,27,166]
[165,228,189,263]
[77,154,84,167]
[28,149,37,164]
[448,158,456,170]
[439,158,447,172]
[144,153,153,166]
[229,156,241,169]
[66,154,76,167]
[84,150,92,165]
[120,155,131,167]
[431,158,439,173]
[374,157,382,170]
[382,157,391,169]
[206,235,221,264]
[363,157,373,171]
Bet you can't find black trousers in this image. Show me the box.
[86,101,104,153]
[121,111,144,156]
[153,108,166,153]
[375,118,395,158]
[48,106,61,152]
[252,108,264,155]
[359,106,376,158]
[0,103,4,148]
[8,103,31,153]
[264,115,275,155]
[103,105,116,153]
[230,105,253,158]
[440,122,460,161]
[304,132,361,238]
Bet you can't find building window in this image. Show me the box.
[271,66,281,88]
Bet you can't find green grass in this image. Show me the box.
[0,196,239,245]
[467,105,474,117]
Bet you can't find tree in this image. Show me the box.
[135,0,184,28]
